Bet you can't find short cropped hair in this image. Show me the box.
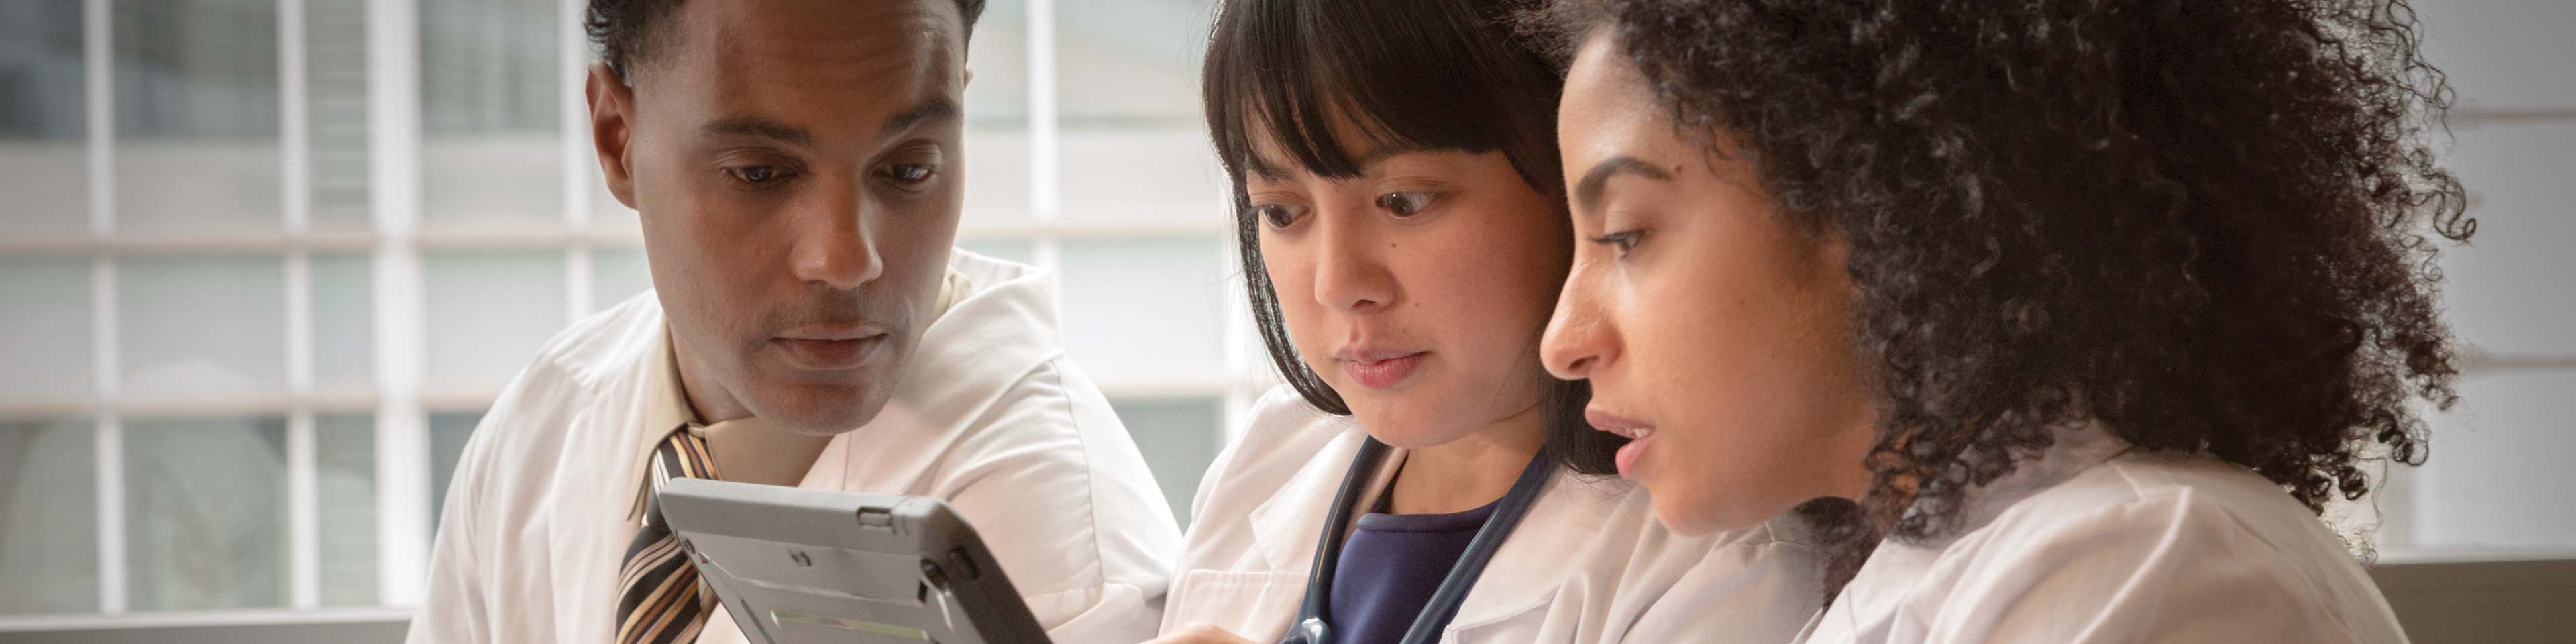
[585,0,987,83]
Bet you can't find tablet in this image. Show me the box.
[656,478,1053,644]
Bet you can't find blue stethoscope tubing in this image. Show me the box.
[1276,437,1557,644]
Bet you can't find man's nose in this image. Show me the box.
[789,188,883,290]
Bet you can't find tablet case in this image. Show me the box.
[657,478,1053,644]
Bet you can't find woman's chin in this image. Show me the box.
[1351,409,1474,449]
[1648,488,1764,536]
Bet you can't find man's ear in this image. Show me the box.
[586,62,639,209]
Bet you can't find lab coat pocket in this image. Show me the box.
[1163,569,1309,641]
[1444,592,1561,644]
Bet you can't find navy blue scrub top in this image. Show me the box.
[1324,491,1503,642]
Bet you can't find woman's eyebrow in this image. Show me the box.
[1574,155,1672,213]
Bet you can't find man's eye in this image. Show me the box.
[724,166,788,185]
[1375,191,1434,217]
[883,163,935,185]
[1253,203,1306,229]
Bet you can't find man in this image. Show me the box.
[407,1,1181,641]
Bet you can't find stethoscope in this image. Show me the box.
[1276,437,1556,644]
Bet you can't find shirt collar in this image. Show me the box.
[1829,423,2131,627]
[647,331,700,437]
[930,266,972,321]
[626,267,973,521]
[628,331,700,521]
[1906,422,2131,542]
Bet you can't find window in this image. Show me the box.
[0,0,1265,630]
[2375,0,2576,557]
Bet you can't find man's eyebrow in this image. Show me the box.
[883,97,961,137]
[696,99,959,148]
[702,117,813,147]
[1574,155,1673,213]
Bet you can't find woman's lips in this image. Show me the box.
[1613,433,1654,480]
[1587,408,1656,479]
[1338,351,1428,389]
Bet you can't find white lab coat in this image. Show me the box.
[1801,425,2410,643]
[407,250,1183,643]
[1162,386,1826,643]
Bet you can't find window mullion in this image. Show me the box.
[1028,0,1063,317]
[367,0,430,608]
[83,0,127,617]
[560,0,595,321]
[282,0,324,610]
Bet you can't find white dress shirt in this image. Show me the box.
[407,250,1183,643]
[1801,425,2410,643]
[1162,386,1826,643]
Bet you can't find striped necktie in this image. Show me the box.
[615,429,721,644]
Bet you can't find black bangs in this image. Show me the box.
[1201,0,1564,192]
[1201,0,1619,478]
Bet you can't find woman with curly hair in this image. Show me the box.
[1532,1,2472,641]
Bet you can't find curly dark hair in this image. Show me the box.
[1533,0,2475,594]
[585,0,987,83]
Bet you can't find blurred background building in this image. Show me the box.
[0,0,2567,641]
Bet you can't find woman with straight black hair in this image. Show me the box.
[1147,0,1823,643]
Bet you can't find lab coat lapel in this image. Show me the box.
[1238,429,1601,632]
[1245,427,1401,574]
[1442,472,1605,631]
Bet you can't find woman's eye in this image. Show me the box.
[1253,203,1306,229]
[1591,229,1646,258]
[882,163,936,186]
[1375,191,1434,217]
[724,165,789,185]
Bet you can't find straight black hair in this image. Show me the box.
[1200,0,1625,475]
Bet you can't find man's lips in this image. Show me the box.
[775,322,888,342]
[770,323,890,370]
